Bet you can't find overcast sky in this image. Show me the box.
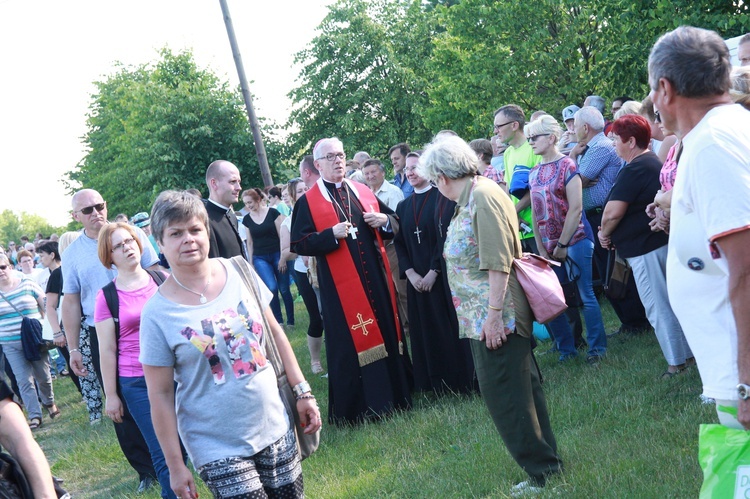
[0,0,334,227]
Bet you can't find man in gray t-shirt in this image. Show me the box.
[60,188,159,491]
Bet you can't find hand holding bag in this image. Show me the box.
[231,256,320,460]
[513,253,568,324]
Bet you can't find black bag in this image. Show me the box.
[604,250,631,300]
[0,451,32,499]
[560,258,583,308]
[0,289,52,362]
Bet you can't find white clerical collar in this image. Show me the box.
[414,184,432,194]
[208,198,231,212]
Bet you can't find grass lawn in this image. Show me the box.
[32,299,714,498]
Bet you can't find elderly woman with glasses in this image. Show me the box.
[525,115,607,364]
[419,135,562,495]
[141,191,320,499]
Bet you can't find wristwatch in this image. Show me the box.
[293,380,311,398]
[556,241,570,249]
[737,383,750,400]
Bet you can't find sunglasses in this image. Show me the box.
[0,265,8,270]
[77,202,106,215]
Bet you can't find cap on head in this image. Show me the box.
[131,212,151,228]
[562,105,580,122]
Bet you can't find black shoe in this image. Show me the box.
[586,354,604,365]
[137,476,156,494]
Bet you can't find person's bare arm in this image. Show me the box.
[95,318,124,423]
[61,292,86,375]
[0,398,57,498]
[715,229,750,429]
[598,200,628,250]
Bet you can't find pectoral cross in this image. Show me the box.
[414,227,422,244]
[351,313,374,336]
[348,225,359,240]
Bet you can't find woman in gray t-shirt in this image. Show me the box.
[140,191,321,499]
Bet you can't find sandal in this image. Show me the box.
[44,403,61,419]
[311,361,324,375]
[29,417,42,430]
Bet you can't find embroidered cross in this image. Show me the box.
[351,313,374,336]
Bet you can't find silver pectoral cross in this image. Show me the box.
[414,227,422,244]
[348,225,359,240]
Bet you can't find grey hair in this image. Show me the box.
[648,26,731,97]
[418,136,479,183]
[524,114,563,142]
[730,66,750,111]
[313,137,344,160]
[150,190,209,244]
[574,106,605,132]
[584,96,606,114]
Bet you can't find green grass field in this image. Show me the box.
[33,299,714,498]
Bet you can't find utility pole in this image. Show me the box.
[218,0,273,187]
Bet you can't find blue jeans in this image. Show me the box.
[253,252,287,324]
[119,376,176,499]
[548,238,607,360]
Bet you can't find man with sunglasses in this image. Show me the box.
[493,104,541,253]
[61,188,160,493]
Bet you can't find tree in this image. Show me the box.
[287,0,435,164]
[0,210,66,246]
[67,49,284,216]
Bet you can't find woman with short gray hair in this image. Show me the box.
[420,135,562,495]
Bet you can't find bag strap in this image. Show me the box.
[0,289,22,316]
[565,257,581,281]
[103,270,167,344]
[229,256,286,380]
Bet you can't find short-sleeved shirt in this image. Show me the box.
[62,226,159,325]
[577,132,623,210]
[0,279,43,342]
[659,143,679,191]
[94,275,161,377]
[242,210,281,256]
[392,172,414,198]
[139,258,288,468]
[606,151,668,258]
[529,156,587,255]
[443,176,523,340]
[374,180,405,211]
[281,214,307,273]
[274,202,291,217]
[503,141,541,239]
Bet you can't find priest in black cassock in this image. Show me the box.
[394,152,476,395]
[290,138,413,425]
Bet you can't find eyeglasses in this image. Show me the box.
[654,110,661,123]
[527,134,551,142]
[0,265,8,270]
[76,202,106,215]
[112,238,136,253]
[493,121,516,131]
[318,152,345,162]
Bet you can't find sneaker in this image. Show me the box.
[511,481,543,497]
[586,354,604,365]
[699,394,715,405]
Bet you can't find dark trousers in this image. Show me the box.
[88,326,156,481]
[470,334,563,485]
[295,269,323,338]
[586,210,649,330]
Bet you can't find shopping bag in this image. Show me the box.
[698,423,750,498]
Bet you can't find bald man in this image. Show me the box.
[204,160,246,259]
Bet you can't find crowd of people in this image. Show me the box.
[0,26,748,498]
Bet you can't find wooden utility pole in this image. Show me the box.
[218,0,274,187]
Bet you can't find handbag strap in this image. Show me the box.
[0,288,22,316]
[229,256,286,380]
[565,257,581,281]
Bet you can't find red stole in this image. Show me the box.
[306,180,403,367]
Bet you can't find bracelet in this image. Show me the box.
[292,380,311,398]
[556,241,569,249]
[296,394,316,401]
[69,348,80,354]
[53,332,64,337]
[488,304,502,311]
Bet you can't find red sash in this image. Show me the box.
[306,180,403,366]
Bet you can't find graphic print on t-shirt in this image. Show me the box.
[179,300,268,385]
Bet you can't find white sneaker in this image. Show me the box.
[511,481,543,497]
[699,394,715,405]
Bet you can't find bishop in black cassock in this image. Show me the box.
[290,139,412,425]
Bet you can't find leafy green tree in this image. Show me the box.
[287,0,435,164]
[67,49,283,216]
[0,210,66,246]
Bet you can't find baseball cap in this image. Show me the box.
[131,212,151,228]
[562,105,580,122]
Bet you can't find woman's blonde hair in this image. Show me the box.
[58,231,81,254]
[730,66,750,111]
[524,114,563,142]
